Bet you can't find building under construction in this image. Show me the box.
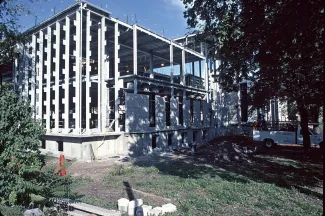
[11,1,227,160]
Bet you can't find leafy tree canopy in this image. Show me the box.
[182,0,324,149]
[0,0,42,64]
[0,85,73,208]
[0,84,44,205]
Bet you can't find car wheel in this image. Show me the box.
[264,139,274,148]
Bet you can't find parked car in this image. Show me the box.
[253,126,323,148]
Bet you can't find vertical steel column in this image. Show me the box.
[204,43,209,103]
[62,16,70,132]
[149,51,154,78]
[170,43,174,97]
[149,52,153,72]
[30,35,36,118]
[13,58,18,91]
[133,24,137,94]
[73,10,81,134]
[101,17,107,131]
[36,31,44,121]
[181,49,185,86]
[200,42,204,55]
[237,83,241,126]
[45,26,52,132]
[23,45,29,100]
[114,23,120,132]
[17,45,23,94]
[85,10,92,132]
[54,22,60,132]
[98,21,102,132]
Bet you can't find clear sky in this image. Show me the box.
[18,0,191,39]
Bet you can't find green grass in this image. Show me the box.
[78,158,322,216]
[73,141,323,216]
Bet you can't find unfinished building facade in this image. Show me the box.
[13,1,220,160]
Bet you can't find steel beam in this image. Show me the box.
[54,22,60,132]
[30,35,36,119]
[114,22,120,132]
[181,48,185,86]
[36,31,44,121]
[45,26,52,132]
[170,44,174,96]
[101,16,107,131]
[86,10,92,132]
[73,10,81,134]
[133,24,138,94]
[62,17,70,132]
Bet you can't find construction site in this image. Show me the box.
[9,1,223,160]
[9,1,290,160]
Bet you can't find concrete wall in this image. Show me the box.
[184,100,190,127]
[202,101,210,127]
[193,101,200,128]
[221,92,238,126]
[41,94,218,160]
[155,96,166,130]
[125,93,150,133]
[170,98,178,128]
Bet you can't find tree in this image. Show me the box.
[0,85,73,208]
[0,84,44,205]
[182,0,324,151]
[0,0,74,210]
[0,0,33,65]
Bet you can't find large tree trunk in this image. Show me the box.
[298,105,311,153]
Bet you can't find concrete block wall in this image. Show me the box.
[125,93,150,133]
[64,142,82,159]
[221,92,239,126]
[183,100,190,127]
[127,133,151,156]
[157,132,168,149]
[192,130,202,142]
[203,101,210,127]
[170,98,178,128]
[155,96,166,131]
[193,101,200,128]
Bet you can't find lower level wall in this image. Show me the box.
[41,127,219,160]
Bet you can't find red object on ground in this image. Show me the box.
[59,154,66,176]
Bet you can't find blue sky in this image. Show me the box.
[18,0,191,39]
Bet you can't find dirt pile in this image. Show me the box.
[193,136,261,164]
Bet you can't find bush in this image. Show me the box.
[109,164,134,176]
[0,204,25,216]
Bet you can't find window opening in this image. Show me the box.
[152,135,157,149]
[149,93,156,127]
[178,96,183,125]
[57,141,63,152]
[165,96,171,126]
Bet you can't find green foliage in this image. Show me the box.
[0,204,25,216]
[109,164,134,176]
[0,0,32,65]
[183,0,323,148]
[0,85,76,209]
[183,0,323,105]
[0,84,44,206]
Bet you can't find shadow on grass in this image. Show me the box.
[133,156,250,184]
[133,138,323,200]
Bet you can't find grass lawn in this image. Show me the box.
[74,138,323,216]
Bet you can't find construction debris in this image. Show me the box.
[128,199,144,216]
[148,207,163,216]
[161,203,177,214]
[118,198,129,213]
